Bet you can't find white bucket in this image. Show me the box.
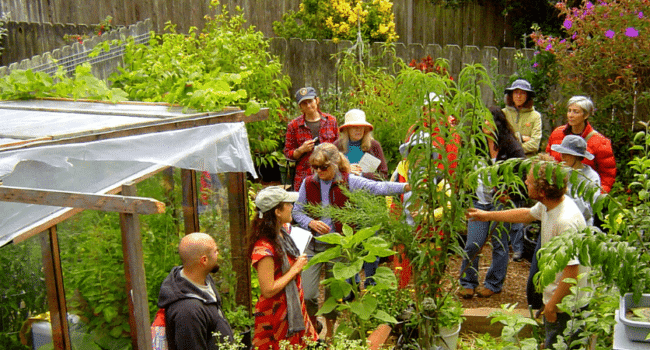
[437,323,461,350]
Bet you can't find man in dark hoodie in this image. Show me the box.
[158,232,234,350]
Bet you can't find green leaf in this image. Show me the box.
[316,297,339,315]
[332,260,364,280]
[244,100,261,116]
[305,246,341,269]
[313,233,343,245]
[373,309,398,324]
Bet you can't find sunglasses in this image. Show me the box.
[312,164,331,171]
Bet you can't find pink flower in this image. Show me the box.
[560,39,566,44]
[639,11,644,19]
[625,27,639,37]
[563,19,573,29]
[545,43,553,51]
[605,29,615,38]
[533,62,539,68]
[585,2,593,10]
[572,32,578,40]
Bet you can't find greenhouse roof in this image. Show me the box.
[0,99,261,247]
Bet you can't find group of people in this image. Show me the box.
[156,80,616,350]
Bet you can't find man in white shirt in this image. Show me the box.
[466,161,588,349]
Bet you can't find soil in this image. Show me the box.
[446,244,531,310]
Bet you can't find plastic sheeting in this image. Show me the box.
[0,122,256,247]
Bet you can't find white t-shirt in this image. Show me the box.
[567,165,601,225]
[529,196,590,304]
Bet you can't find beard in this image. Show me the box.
[210,263,220,274]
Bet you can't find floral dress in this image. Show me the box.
[251,238,318,350]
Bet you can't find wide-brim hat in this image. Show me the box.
[295,87,317,105]
[550,135,594,160]
[504,79,535,97]
[340,109,373,131]
[255,186,299,217]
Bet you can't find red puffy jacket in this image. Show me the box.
[546,122,616,193]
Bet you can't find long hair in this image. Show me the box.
[505,91,534,109]
[248,202,287,257]
[489,106,518,152]
[309,143,351,180]
[338,127,374,154]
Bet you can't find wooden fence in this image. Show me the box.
[1,21,532,107]
[1,0,517,48]
[0,20,152,80]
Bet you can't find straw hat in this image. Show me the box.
[340,109,374,131]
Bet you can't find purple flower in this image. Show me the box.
[533,62,539,68]
[585,1,593,10]
[560,39,566,44]
[625,27,639,37]
[545,43,553,51]
[605,29,615,38]
[639,11,644,19]
[572,32,578,40]
[534,50,540,55]
[563,19,573,29]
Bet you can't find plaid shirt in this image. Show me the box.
[284,112,339,190]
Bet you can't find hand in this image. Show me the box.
[308,220,330,235]
[466,208,488,221]
[350,164,362,176]
[292,254,309,274]
[543,302,558,323]
[296,138,317,157]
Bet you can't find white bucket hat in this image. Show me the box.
[255,186,299,218]
[340,109,373,131]
[550,135,594,160]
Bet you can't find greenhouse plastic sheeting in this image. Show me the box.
[0,122,256,247]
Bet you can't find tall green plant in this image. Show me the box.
[388,61,492,348]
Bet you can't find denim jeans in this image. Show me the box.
[459,201,511,292]
[510,222,524,254]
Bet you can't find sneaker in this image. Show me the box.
[476,286,500,298]
[457,287,474,299]
[513,252,523,262]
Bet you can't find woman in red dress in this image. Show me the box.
[249,186,318,350]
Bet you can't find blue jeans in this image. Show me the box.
[459,201,511,292]
[510,222,524,254]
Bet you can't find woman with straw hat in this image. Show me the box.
[334,109,388,180]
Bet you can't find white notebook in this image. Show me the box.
[359,153,381,173]
[289,226,313,255]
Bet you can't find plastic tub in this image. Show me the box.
[619,293,650,343]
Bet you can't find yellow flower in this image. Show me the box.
[378,24,389,35]
[395,266,403,271]
[332,37,340,44]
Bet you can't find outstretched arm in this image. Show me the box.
[466,207,535,223]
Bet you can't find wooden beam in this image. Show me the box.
[40,227,71,350]
[181,169,200,234]
[0,108,269,152]
[226,172,252,312]
[119,183,152,350]
[0,186,165,215]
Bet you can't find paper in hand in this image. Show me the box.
[359,153,381,173]
[289,226,313,255]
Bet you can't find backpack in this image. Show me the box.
[151,309,168,350]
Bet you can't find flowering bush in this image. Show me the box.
[531,0,650,128]
[273,0,398,43]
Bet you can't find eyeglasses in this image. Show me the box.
[312,164,331,171]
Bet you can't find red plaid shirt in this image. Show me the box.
[284,112,339,190]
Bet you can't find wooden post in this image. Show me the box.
[181,169,200,234]
[226,172,252,312]
[120,183,152,350]
[40,226,71,350]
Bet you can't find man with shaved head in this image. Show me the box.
[158,233,234,350]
